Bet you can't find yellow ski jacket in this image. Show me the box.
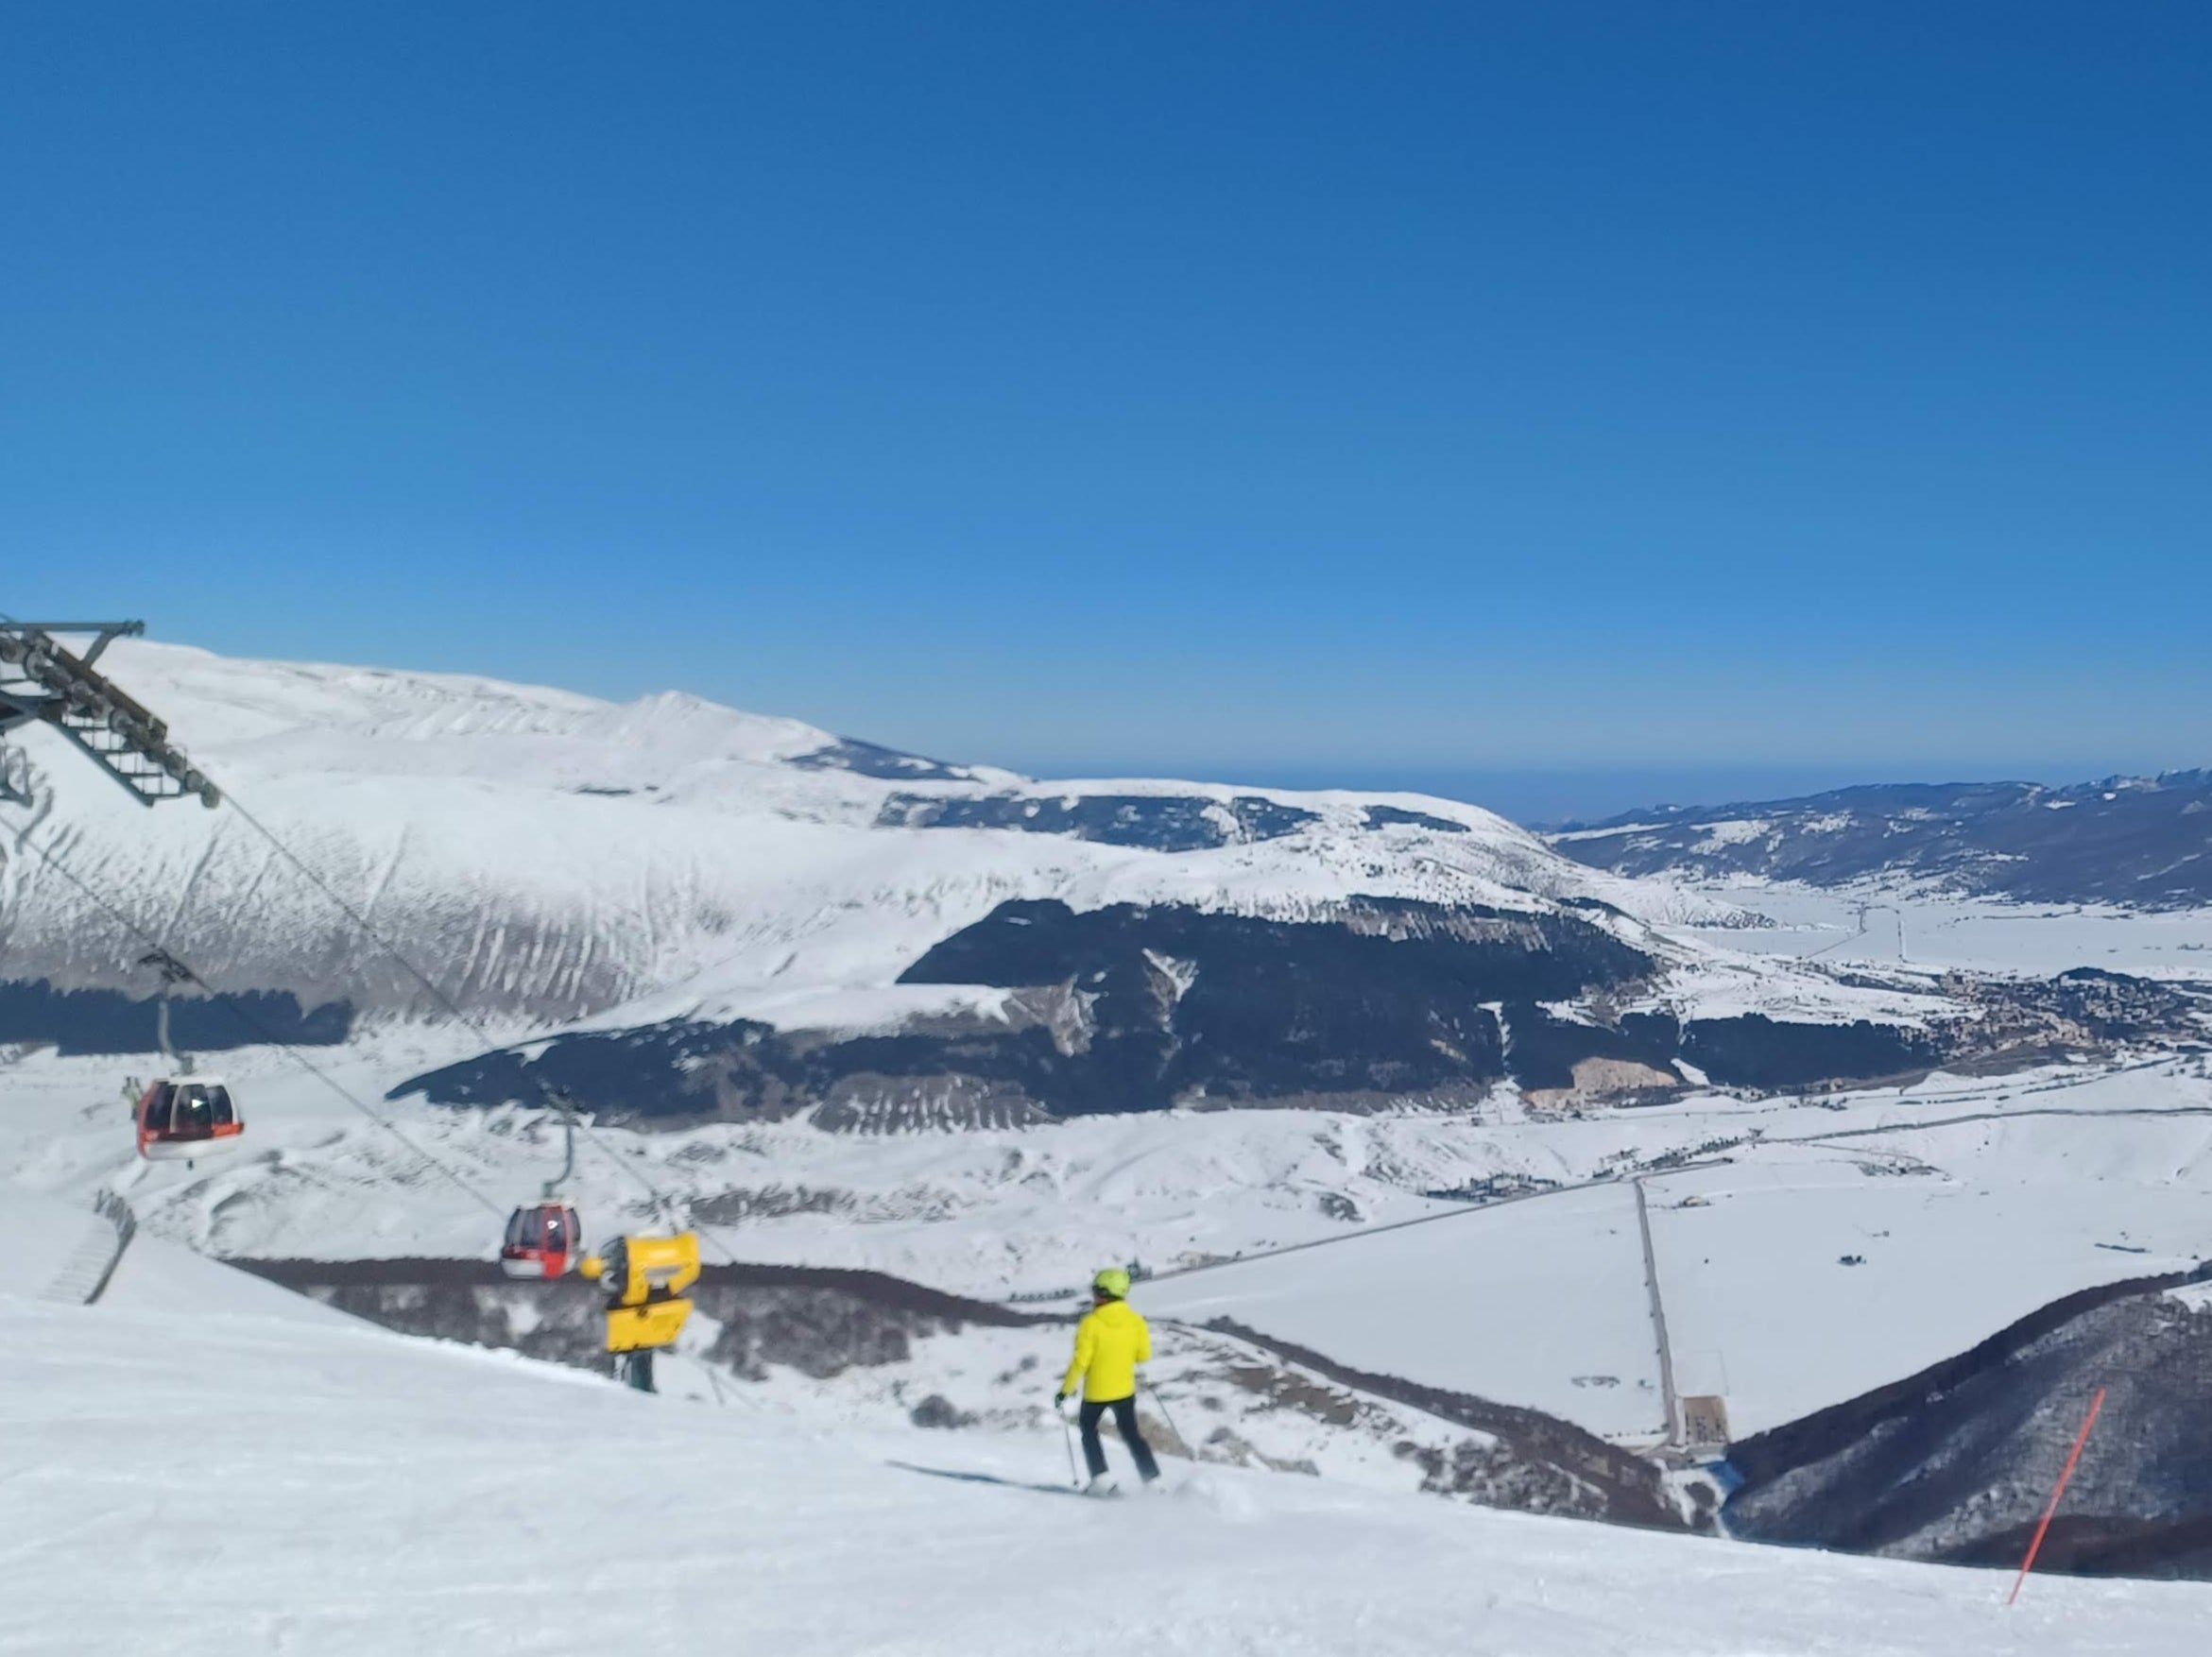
[1061,1298,1152,1402]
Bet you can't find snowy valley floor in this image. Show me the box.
[9,1241,2212,1657]
[1666,881,2212,981]
[9,1031,2212,1444]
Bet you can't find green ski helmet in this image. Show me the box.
[1092,1267,1132,1299]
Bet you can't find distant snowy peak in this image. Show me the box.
[107,641,952,780]
[1549,774,2212,909]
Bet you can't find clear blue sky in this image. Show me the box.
[5,3,2208,817]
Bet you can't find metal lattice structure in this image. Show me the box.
[0,622,219,809]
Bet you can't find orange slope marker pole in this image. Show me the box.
[2007,1387,2107,1606]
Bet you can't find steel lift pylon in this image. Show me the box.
[0,622,219,809]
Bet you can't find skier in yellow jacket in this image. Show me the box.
[1055,1267,1161,1492]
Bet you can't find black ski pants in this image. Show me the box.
[1078,1393,1159,1482]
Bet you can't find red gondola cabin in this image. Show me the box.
[500,1203,583,1278]
[135,1077,244,1160]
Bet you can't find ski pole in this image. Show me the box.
[1061,1405,1082,1488]
[1143,1379,1192,1463]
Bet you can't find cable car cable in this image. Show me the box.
[213,789,735,1258]
[5,821,506,1217]
[9,653,728,1257]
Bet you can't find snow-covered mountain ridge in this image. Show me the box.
[1,640,1729,1022]
[2,639,2057,1129]
[1550,774,2212,908]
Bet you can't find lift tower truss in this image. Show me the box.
[0,622,220,809]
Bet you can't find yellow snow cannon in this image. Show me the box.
[578,1232,701,1353]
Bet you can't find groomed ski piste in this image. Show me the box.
[9,1188,2210,1656]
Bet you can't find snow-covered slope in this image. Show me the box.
[1729,1266,2212,1576]
[248,1252,1685,1528]
[0,1181,358,1322]
[9,1255,2209,1654]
